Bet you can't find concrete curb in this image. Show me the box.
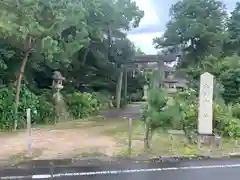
[150,153,240,162]
[4,153,240,168]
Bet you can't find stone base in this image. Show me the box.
[198,134,221,149]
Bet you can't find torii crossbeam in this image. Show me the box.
[115,53,179,108]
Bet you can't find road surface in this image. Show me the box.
[98,102,146,119]
[1,158,240,179]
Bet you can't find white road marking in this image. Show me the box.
[1,163,240,179]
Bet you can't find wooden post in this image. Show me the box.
[116,67,123,108]
[26,108,32,156]
[128,118,132,155]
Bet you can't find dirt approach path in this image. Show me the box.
[98,102,146,119]
[0,120,121,164]
[0,103,145,164]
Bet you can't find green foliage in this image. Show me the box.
[145,0,240,142]
[148,88,167,109]
[0,85,106,131]
[153,0,227,67]
[220,68,240,103]
[66,92,99,119]
[0,0,89,64]
[175,88,240,139]
[213,103,240,138]
[175,89,198,133]
[36,95,54,124]
[0,85,54,130]
[0,0,146,131]
[226,2,240,55]
[92,91,114,109]
[141,86,240,140]
[141,88,174,131]
[0,87,15,130]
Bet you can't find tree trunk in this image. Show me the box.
[14,37,32,130]
[81,47,90,65]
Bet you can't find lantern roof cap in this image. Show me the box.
[52,71,65,80]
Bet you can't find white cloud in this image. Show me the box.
[128,0,239,54]
[134,0,159,26]
[127,32,163,54]
[127,0,162,54]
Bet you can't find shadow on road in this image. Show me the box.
[98,102,146,119]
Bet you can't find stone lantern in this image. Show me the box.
[52,71,68,123]
[52,71,65,92]
[164,72,177,96]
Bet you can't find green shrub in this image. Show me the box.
[92,91,112,109]
[36,95,54,124]
[220,68,240,104]
[232,103,240,119]
[0,85,54,130]
[66,92,99,119]
[141,88,173,130]
[141,87,240,139]
[174,89,240,138]
[213,103,240,137]
[0,87,15,130]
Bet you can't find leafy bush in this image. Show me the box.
[0,87,15,130]
[220,68,240,104]
[0,85,54,130]
[174,88,240,139]
[141,87,240,141]
[92,91,113,109]
[141,88,174,130]
[213,103,240,138]
[36,95,54,124]
[66,92,99,119]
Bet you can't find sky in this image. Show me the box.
[127,0,238,54]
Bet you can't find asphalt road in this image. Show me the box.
[98,102,146,119]
[2,158,240,180]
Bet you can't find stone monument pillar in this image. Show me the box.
[197,72,216,149]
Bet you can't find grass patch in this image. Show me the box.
[32,116,116,130]
[113,148,145,157]
[102,119,141,136]
[101,119,240,157]
[149,133,199,155]
[3,116,240,161]
[76,151,106,158]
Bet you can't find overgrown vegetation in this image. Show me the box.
[0,0,146,131]
[140,0,240,149]
[1,0,240,158]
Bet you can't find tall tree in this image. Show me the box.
[61,0,144,92]
[226,2,240,56]
[153,0,227,68]
[0,0,90,129]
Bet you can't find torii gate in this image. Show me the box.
[115,54,179,108]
